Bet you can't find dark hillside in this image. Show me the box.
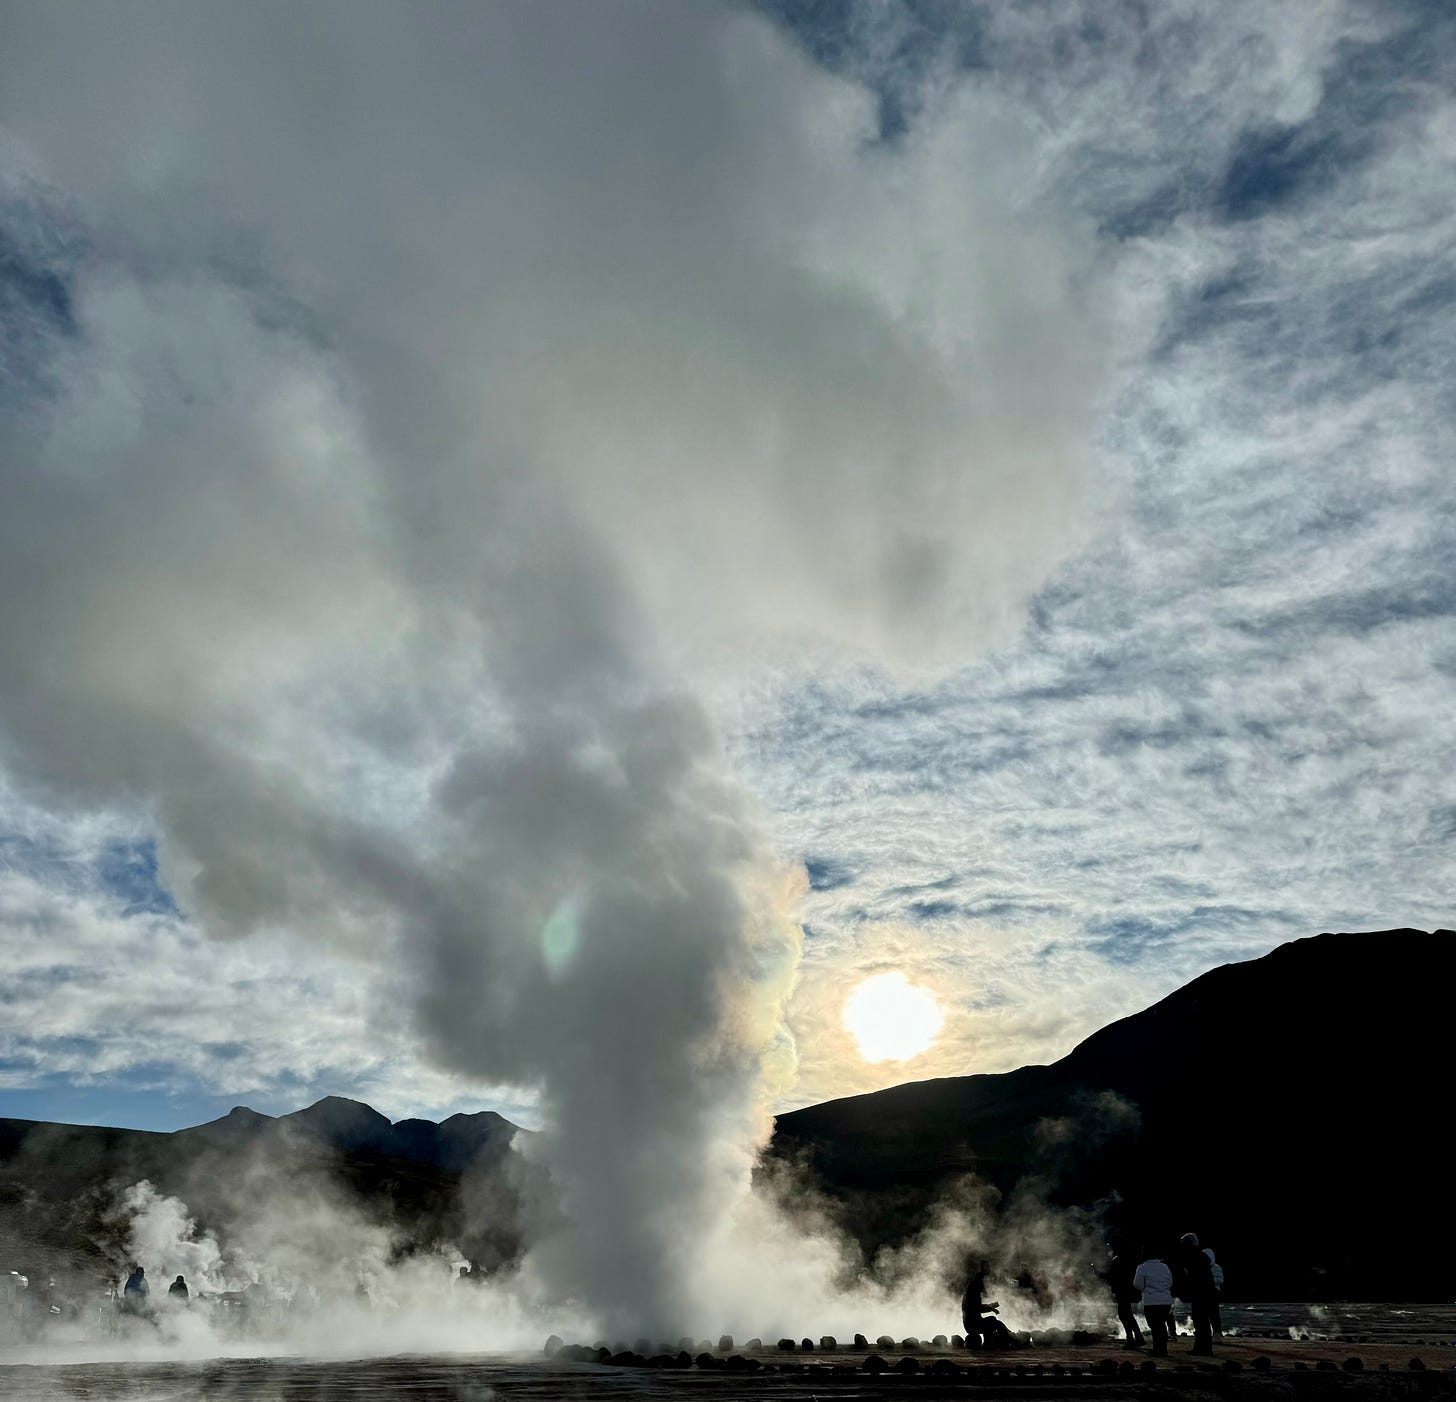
[771,928,1454,1299]
[0,1098,529,1290]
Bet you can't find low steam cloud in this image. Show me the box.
[0,0,1115,1340]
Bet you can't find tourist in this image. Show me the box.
[1097,1244,1144,1349]
[1203,1246,1225,1338]
[1132,1250,1173,1356]
[122,1265,149,1315]
[1174,1233,1217,1355]
[961,1259,1015,1349]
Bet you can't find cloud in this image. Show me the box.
[748,0,1456,1101]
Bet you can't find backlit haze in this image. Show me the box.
[1,0,1454,1340]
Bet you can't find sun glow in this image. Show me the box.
[842,972,944,1062]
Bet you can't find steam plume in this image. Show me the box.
[0,0,1109,1334]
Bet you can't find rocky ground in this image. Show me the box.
[7,1333,1454,1401]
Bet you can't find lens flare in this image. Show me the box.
[842,971,944,1062]
[541,899,581,978]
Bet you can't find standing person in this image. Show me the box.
[1174,1233,1217,1355]
[168,1275,189,1302]
[1097,1245,1144,1349]
[122,1265,149,1315]
[1132,1250,1174,1357]
[1203,1248,1224,1338]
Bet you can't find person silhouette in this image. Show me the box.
[1097,1244,1144,1349]
[122,1265,149,1315]
[1174,1233,1216,1355]
[1132,1250,1173,1357]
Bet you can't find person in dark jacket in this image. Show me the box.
[1174,1233,1216,1355]
[168,1275,189,1301]
[1097,1245,1144,1348]
[1203,1248,1224,1337]
[122,1265,149,1315]
[961,1259,1015,1348]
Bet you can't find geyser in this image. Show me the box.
[0,0,1109,1339]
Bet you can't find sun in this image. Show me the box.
[842,972,944,1062]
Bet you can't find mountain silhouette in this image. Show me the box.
[0,1096,528,1286]
[771,928,1454,1299]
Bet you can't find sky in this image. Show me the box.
[0,0,1453,1138]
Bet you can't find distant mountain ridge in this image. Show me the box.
[174,1095,523,1172]
[771,928,1455,1300]
[0,1096,529,1285]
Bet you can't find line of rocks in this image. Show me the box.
[544,1336,1440,1378]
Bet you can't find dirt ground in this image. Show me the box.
[5,1333,1454,1401]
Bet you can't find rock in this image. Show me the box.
[892,1356,921,1374]
[876,1335,895,1348]
[645,1354,678,1370]
[1072,1330,1100,1347]
[1316,1360,1338,1372]
[608,1352,644,1368]
[1140,1361,1158,1375]
[777,1338,796,1351]
[1094,1358,1118,1376]
[928,1359,961,1377]
[1252,1356,1272,1372]
[854,1334,869,1348]
[800,1338,815,1351]
[900,1336,920,1350]
[724,1354,750,1372]
[1408,1358,1426,1371]
[861,1354,888,1374]
[932,1334,948,1346]
[820,1336,837,1350]
[952,1334,965,1347]
[595,1347,612,1364]
[745,1337,762,1350]
[1343,1357,1364,1372]
[696,1340,711,1353]
[695,1353,721,1370]
[543,1334,563,1356]
[1118,1361,1135,1375]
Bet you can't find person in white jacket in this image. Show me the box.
[1132,1251,1174,1357]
